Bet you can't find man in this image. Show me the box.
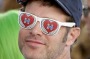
[17,0,82,59]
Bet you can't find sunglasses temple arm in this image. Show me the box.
[60,23,75,27]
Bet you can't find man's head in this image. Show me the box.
[17,0,82,59]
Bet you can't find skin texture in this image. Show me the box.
[18,1,80,59]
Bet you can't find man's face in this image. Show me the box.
[18,2,69,59]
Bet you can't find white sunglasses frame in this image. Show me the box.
[19,11,75,35]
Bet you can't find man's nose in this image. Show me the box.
[30,22,43,36]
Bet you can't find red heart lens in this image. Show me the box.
[20,13,35,28]
[43,20,58,33]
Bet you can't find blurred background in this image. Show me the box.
[0,0,21,12]
[0,0,90,59]
[0,0,24,59]
[71,0,90,59]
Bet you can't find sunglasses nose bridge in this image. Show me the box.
[35,17,43,29]
[31,20,43,36]
[36,16,42,22]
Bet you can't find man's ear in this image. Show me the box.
[66,27,80,46]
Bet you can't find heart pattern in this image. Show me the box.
[20,13,34,27]
[43,20,58,33]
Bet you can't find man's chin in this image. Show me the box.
[21,48,47,59]
[23,52,47,59]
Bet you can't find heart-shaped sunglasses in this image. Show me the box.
[18,11,75,35]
